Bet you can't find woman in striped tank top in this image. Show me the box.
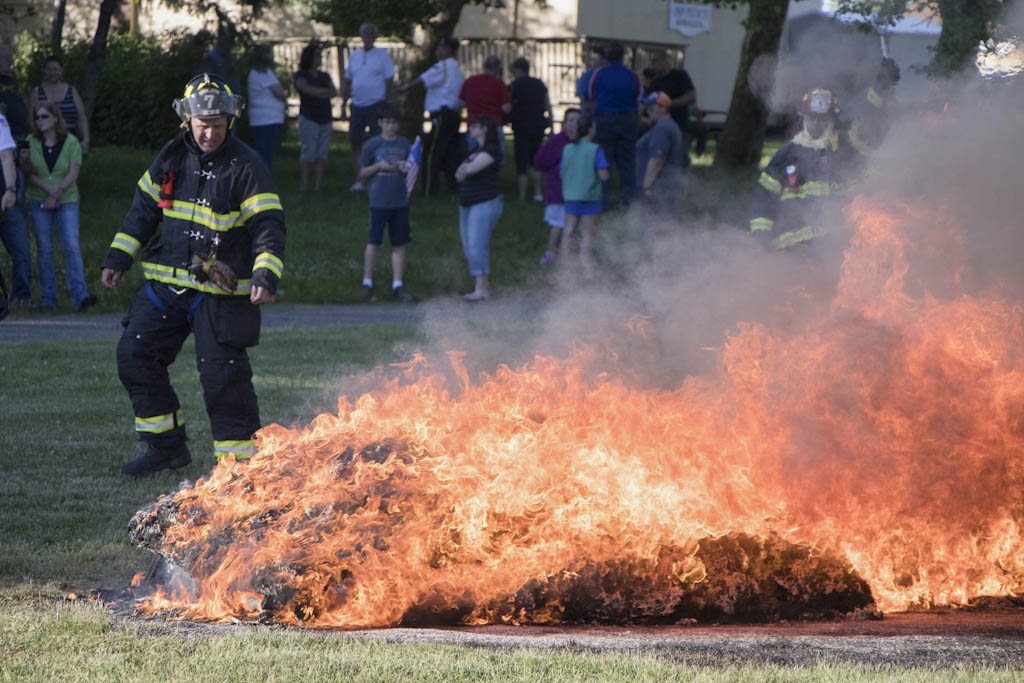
[29,55,90,154]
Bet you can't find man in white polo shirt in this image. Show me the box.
[400,38,464,196]
[344,23,395,191]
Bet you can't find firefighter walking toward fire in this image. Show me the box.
[749,87,856,250]
[101,73,286,476]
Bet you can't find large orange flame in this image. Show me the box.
[137,198,1024,626]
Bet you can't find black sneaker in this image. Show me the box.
[75,294,98,312]
[392,286,416,303]
[122,446,192,476]
[362,284,375,303]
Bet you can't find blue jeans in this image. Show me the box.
[0,203,31,301]
[250,123,281,169]
[459,196,503,276]
[26,200,89,308]
[595,111,638,208]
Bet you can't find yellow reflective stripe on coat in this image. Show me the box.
[866,87,883,109]
[138,171,160,202]
[240,193,283,223]
[214,440,257,459]
[253,252,283,278]
[164,200,243,232]
[781,181,831,200]
[773,226,819,249]
[135,409,184,434]
[758,172,782,194]
[141,261,252,295]
[849,122,871,155]
[750,217,774,233]
[110,232,142,258]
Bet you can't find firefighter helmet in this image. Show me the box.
[799,87,838,116]
[172,73,245,126]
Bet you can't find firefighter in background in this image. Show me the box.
[101,73,286,476]
[749,87,856,249]
[847,57,900,156]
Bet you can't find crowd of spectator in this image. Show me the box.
[0,42,96,312]
[344,39,698,299]
[0,36,706,312]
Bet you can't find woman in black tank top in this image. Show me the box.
[29,55,90,154]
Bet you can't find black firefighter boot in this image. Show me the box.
[122,444,192,476]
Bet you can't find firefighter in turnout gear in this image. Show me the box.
[847,57,899,156]
[101,73,286,476]
[749,87,856,250]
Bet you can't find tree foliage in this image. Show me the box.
[301,0,503,41]
[833,0,1011,76]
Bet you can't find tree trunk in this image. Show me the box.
[930,0,1001,76]
[713,0,789,170]
[397,0,469,141]
[50,0,67,54]
[80,0,119,118]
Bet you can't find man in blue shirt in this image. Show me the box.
[587,43,641,208]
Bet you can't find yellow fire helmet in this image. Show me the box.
[800,87,838,116]
[172,72,245,128]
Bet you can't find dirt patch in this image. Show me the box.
[102,595,1024,668]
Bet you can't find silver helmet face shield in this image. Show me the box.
[173,89,245,122]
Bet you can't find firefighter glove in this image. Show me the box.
[190,253,238,293]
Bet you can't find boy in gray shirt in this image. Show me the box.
[358,103,415,302]
[636,91,687,211]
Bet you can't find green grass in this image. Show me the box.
[3,599,1020,682]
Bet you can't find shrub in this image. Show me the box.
[14,30,220,148]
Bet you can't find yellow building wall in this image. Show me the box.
[456,0,578,40]
[576,0,750,116]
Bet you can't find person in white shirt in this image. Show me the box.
[399,38,464,196]
[0,109,33,308]
[344,23,395,191]
[247,45,287,169]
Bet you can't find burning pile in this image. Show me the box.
[130,198,1024,628]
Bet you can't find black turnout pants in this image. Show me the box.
[116,281,262,453]
[422,107,461,196]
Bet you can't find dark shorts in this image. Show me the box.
[513,128,545,175]
[369,206,411,246]
[349,101,383,146]
[564,200,603,216]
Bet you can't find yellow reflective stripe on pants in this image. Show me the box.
[750,217,774,233]
[214,440,257,459]
[136,409,184,434]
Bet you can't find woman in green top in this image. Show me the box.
[24,101,95,310]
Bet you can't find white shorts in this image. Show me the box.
[543,203,565,229]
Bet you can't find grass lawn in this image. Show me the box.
[6,133,1015,679]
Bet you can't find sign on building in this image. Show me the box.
[669,1,712,37]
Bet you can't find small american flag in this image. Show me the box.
[404,136,422,198]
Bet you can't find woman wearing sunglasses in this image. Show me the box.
[23,102,96,311]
